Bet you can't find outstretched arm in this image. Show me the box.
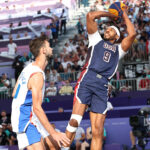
[121,11,136,52]
[29,73,70,147]
[86,11,118,34]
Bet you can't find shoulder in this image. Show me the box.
[88,30,102,47]
[29,71,44,86]
[117,44,127,59]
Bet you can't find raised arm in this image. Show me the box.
[121,11,136,52]
[86,11,118,34]
[29,73,70,147]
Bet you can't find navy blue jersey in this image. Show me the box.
[82,31,126,80]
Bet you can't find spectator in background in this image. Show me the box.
[120,82,132,92]
[80,49,87,60]
[59,80,74,95]
[72,61,81,72]
[62,56,70,70]
[57,76,66,90]
[71,52,80,62]
[66,63,72,73]
[103,128,107,149]
[76,18,84,34]
[19,52,30,67]
[78,55,85,68]
[81,0,89,7]
[0,74,10,89]
[49,69,60,83]
[46,25,53,47]
[55,17,60,38]
[64,43,72,54]
[7,37,17,56]
[0,73,10,98]
[53,58,61,70]
[60,8,67,35]
[51,21,58,45]
[108,83,116,98]
[16,33,20,39]
[47,8,53,16]
[57,64,64,74]
[9,23,13,31]
[24,32,29,37]
[18,21,22,26]
[2,123,11,142]
[12,55,24,81]
[45,81,57,96]
[130,130,138,150]
[7,124,17,146]
[0,110,10,125]
[71,41,78,52]
[81,126,92,150]
[45,69,51,82]
[94,0,105,11]
[0,125,9,145]
[27,19,35,26]
[137,39,147,60]
[58,107,64,113]
[71,127,85,150]
[81,127,106,150]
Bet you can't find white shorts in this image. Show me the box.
[35,118,49,138]
[17,123,41,149]
[17,122,49,149]
[31,110,49,138]
[17,117,49,149]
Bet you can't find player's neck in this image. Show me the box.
[34,56,48,71]
[109,39,116,44]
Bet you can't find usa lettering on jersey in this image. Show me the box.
[103,43,116,53]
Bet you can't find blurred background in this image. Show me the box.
[0,0,150,149]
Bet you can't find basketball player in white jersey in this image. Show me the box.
[11,36,70,150]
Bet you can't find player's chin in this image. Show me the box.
[103,36,109,40]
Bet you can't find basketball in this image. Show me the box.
[108,2,127,19]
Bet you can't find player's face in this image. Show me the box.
[44,41,53,60]
[104,27,117,41]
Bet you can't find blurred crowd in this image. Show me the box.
[0,108,107,149]
[0,0,150,149]
[0,0,150,99]
[0,110,17,146]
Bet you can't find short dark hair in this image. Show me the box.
[29,35,48,58]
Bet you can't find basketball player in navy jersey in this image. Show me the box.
[64,10,136,150]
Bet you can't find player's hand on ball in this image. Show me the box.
[51,131,70,147]
[110,14,120,21]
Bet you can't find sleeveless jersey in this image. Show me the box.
[81,31,126,81]
[11,63,45,133]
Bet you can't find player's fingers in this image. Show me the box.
[61,137,70,145]
[57,140,61,147]
[61,133,70,144]
[59,140,67,147]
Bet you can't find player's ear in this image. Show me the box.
[41,46,46,54]
[116,35,120,41]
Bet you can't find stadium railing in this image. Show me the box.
[0,72,150,100]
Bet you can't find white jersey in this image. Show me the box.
[11,63,45,133]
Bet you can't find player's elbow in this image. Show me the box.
[132,32,136,37]
[129,31,136,38]
[33,105,41,115]
[129,32,136,40]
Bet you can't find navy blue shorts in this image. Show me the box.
[74,70,108,114]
